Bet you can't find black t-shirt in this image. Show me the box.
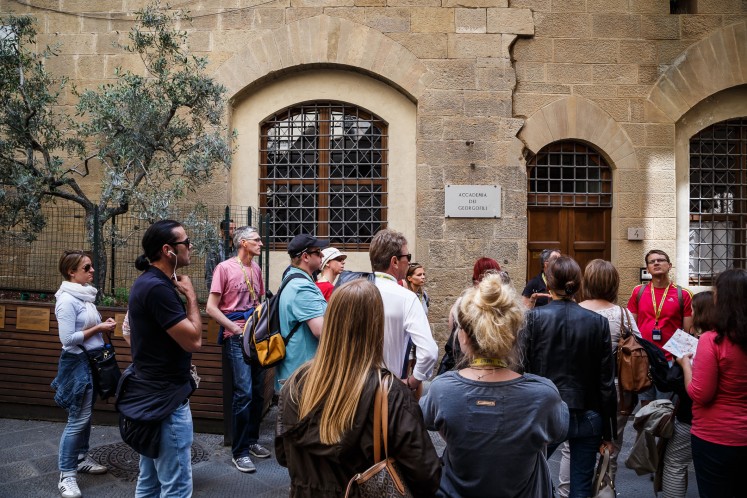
[522,272,551,308]
[128,266,191,383]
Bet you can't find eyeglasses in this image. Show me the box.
[396,253,412,262]
[80,264,93,272]
[172,238,191,247]
[647,258,669,265]
[243,237,262,243]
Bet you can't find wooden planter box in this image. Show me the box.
[0,300,274,435]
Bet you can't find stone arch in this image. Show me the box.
[648,20,747,123]
[519,95,637,169]
[213,15,432,103]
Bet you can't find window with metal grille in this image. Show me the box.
[259,102,388,250]
[527,140,612,207]
[689,117,747,285]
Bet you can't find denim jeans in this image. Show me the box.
[548,409,603,498]
[58,386,94,474]
[136,401,193,498]
[225,335,265,458]
[691,434,747,498]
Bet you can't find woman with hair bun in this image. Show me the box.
[518,256,616,498]
[420,273,568,497]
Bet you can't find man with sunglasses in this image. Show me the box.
[275,234,329,391]
[369,229,438,398]
[206,226,269,473]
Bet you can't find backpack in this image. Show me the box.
[242,273,307,368]
[634,283,685,327]
[334,270,376,288]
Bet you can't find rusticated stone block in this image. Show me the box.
[636,147,675,170]
[534,12,590,38]
[486,8,534,35]
[592,14,641,38]
[464,90,512,116]
[387,0,441,6]
[456,8,487,34]
[411,7,455,33]
[588,0,628,12]
[551,0,587,12]
[476,65,516,90]
[388,33,448,58]
[592,98,630,121]
[512,37,552,62]
[324,7,366,23]
[443,0,507,7]
[657,40,694,64]
[572,84,617,99]
[696,0,742,13]
[286,7,324,22]
[618,40,657,64]
[629,0,669,14]
[425,59,476,89]
[554,39,619,64]
[364,7,410,32]
[681,15,724,40]
[546,63,592,84]
[447,34,503,58]
[513,93,561,118]
[638,65,661,84]
[620,123,646,146]
[515,61,546,82]
[645,123,675,147]
[641,15,679,40]
[592,64,638,85]
[419,89,465,115]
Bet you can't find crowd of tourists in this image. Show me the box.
[50,219,746,498]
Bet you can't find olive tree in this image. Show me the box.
[0,3,232,294]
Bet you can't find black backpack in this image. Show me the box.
[242,273,306,368]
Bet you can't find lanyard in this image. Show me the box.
[375,272,397,283]
[650,282,671,326]
[237,257,257,303]
[541,273,547,287]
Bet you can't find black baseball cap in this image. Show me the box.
[287,233,329,257]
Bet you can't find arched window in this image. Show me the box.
[527,140,612,207]
[259,102,388,250]
[689,117,747,285]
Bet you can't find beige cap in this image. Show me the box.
[321,247,347,269]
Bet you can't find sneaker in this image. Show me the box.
[58,475,82,498]
[77,456,107,474]
[248,443,271,459]
[232,456,256,473]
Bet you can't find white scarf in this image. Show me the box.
[55,281,101,329]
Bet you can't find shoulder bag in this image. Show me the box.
[80,332,122,401]
[345,373,414,498]
[592,447,616,498]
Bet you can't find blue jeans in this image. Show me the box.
[136,401,193,498]
[691,434,747,498]
[225,335,265,458]
[59,386,94,474]
[548,409,603,498]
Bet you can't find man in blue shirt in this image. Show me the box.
[276,234,328,390]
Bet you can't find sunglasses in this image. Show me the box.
[306,249,322,257]
[396,253,412,262]
[80,264,93,272]
[172,238,191,247]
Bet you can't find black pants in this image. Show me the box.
[691,434,747,498]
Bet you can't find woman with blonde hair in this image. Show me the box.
[420,273,568,497]
[275,279,440,497]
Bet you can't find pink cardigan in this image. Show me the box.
[687,331,747,446]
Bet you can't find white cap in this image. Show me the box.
[321,247,347,269]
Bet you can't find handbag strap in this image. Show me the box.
[372,373,383,463]
[594,447,611,491]
[381,374,391,459]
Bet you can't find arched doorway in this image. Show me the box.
[526,140,612,278]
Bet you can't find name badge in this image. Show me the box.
[476,400,496,407]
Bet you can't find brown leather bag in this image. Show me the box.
[344,373,413,498]
[617,306,651,414]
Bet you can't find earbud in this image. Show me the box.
[168,250,176,257]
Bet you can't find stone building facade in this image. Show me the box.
[4,0,747,341]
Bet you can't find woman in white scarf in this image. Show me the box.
[51,250,115,498]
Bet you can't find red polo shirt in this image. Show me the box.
[627,283,692,360]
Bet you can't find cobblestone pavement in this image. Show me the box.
[0,406,696,497]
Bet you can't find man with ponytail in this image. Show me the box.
[118,220,203,497]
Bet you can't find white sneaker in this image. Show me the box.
[58,474,82,498]
[232,456,256,473]
[77,456,107,474]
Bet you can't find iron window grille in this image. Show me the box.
[689,117,747,286]
[527,140,612,208]
[259,102,388,251]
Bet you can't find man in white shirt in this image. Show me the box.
[369,229,438,395]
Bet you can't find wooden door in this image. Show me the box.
[526,208,611,279]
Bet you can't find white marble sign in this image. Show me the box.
[445,185,501,218]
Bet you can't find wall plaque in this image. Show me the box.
[445,185,501,218]
[16,307,50,332]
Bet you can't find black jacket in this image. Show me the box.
[275,368,441,498]
[519,300,617,441]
